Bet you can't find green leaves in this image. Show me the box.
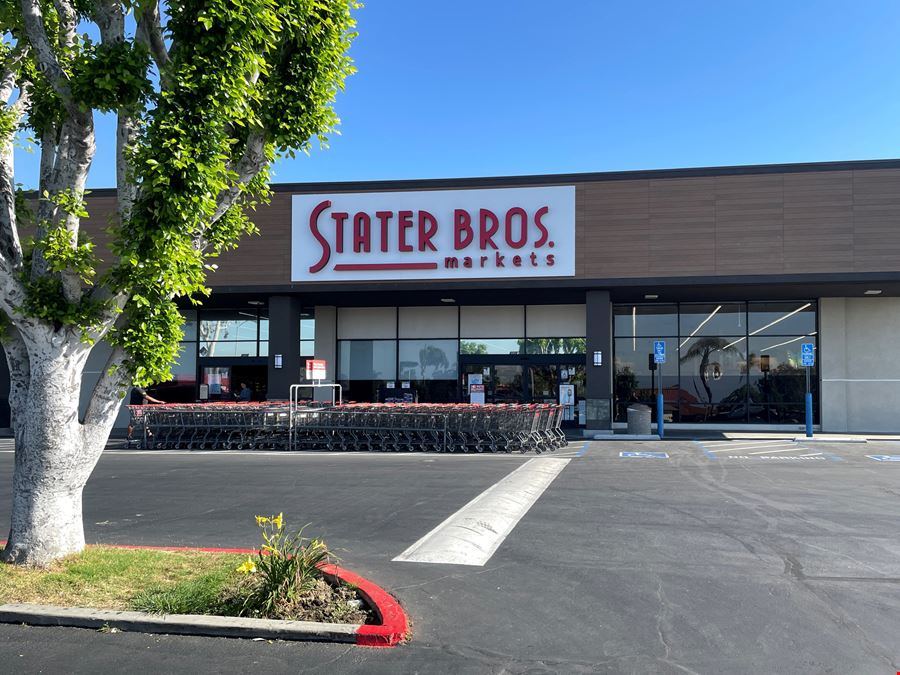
[7,0,358,387]
[70,41,152,114]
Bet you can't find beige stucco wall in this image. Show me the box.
[820,297,900,433]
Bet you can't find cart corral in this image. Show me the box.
[128,402,565,453]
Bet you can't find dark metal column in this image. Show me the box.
[267,295,302,400]
[584,290,613,434]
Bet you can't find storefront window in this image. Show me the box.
[678,336,747,422]
[460,338,523,355]
[398,340,458,380]
[300,310,315,356]
[679,303,746,337]
[748,302,816,336]
[613,304,677,338]
[198,309,265,357]
[614,337,678,422]
[748,336,818,424]
[337,340,397,380]
[524,338,586,354]
[613,301,818,424]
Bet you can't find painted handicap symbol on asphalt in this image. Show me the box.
[865,455,900,462]
[620,451,669,459]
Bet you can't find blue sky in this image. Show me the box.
[13,0,900,188]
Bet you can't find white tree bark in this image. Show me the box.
[2,327,99,566]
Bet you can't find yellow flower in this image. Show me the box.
[255,515,269,525]
[236,557,257,574]
[272,512,283,530]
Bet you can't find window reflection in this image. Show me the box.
[398,340,458,380]
[612,301,818,424]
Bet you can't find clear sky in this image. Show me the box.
[13,0,900,188]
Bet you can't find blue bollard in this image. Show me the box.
[657,393,665,438]
[805,392,813,438]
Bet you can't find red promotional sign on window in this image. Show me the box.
[305,359,326,380]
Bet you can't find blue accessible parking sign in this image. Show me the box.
[654,340,666,364]
[620,451,669,459]
[866,455,900,462]
[801,342,815,367]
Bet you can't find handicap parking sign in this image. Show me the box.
[620,451,669,459]
[866,455,900,462]
[801,342,815,367]
[653,341,666,364]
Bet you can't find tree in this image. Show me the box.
[0,0,357,565]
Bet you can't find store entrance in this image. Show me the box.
[460,358,585,426]
[200,363,268,401]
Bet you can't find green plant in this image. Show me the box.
[235,513,334,618]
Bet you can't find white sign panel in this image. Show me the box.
[291,186,575,282]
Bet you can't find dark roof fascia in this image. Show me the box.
[70,157,900,199]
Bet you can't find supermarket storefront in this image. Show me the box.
[5,158,900,434]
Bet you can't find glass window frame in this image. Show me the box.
[612,301,819,425]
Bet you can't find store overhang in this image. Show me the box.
[193,271,900,308]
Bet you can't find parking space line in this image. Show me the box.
[748,448,804,455]
[392,457,570,566]
[799,452,823,457]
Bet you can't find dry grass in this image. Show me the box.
[0,547,243,610]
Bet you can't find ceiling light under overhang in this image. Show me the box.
[864,289,883,295]
[440,298,455,303]
[644,294,659,300]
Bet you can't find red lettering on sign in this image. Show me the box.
[534,206,550,247]
[375,211,392,252]
[398,210,414,252]
[331,212,348,253]
[353,213,371,253]
[505,207,528,249]
[308,200,332,273]
[479,209,500,250]
[454,209,473,249]
[418,211,438,252]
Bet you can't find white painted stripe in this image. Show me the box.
[748,448,804,455]
[799,453,823,457]
[703,440,785,448]
[710,442,795,451]
[392,457,570,566]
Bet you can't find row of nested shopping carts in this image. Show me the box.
[128,402,566,453]
[291,403,566,453]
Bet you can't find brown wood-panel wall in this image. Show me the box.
[79,168,900,287]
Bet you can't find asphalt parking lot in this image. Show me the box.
[0,437,898,674]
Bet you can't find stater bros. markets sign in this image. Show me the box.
[291,186,575,282]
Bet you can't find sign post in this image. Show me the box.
[801,343,815,438]
[653,340,666,438]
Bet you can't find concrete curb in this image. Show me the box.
[593,434,661,441]
[0,604,360,642]
[0,544,409,647]
[793,436,868,444]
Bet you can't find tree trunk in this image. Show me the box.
[2,336,100,567]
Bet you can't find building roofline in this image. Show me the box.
[79,157,900,198]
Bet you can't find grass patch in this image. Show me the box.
[0,545,372,624]
[0,546,242,611]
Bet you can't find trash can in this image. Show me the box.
[626,404,651,435]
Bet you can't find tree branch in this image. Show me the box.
[135,0,169,83]
[95,0,139,221]
[0,87,29,273]
[18,0,75,108]
[210,129,268,225]
[81,343,128,432]
[1,323,31,440]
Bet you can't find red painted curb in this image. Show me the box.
[0,541,409,647]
